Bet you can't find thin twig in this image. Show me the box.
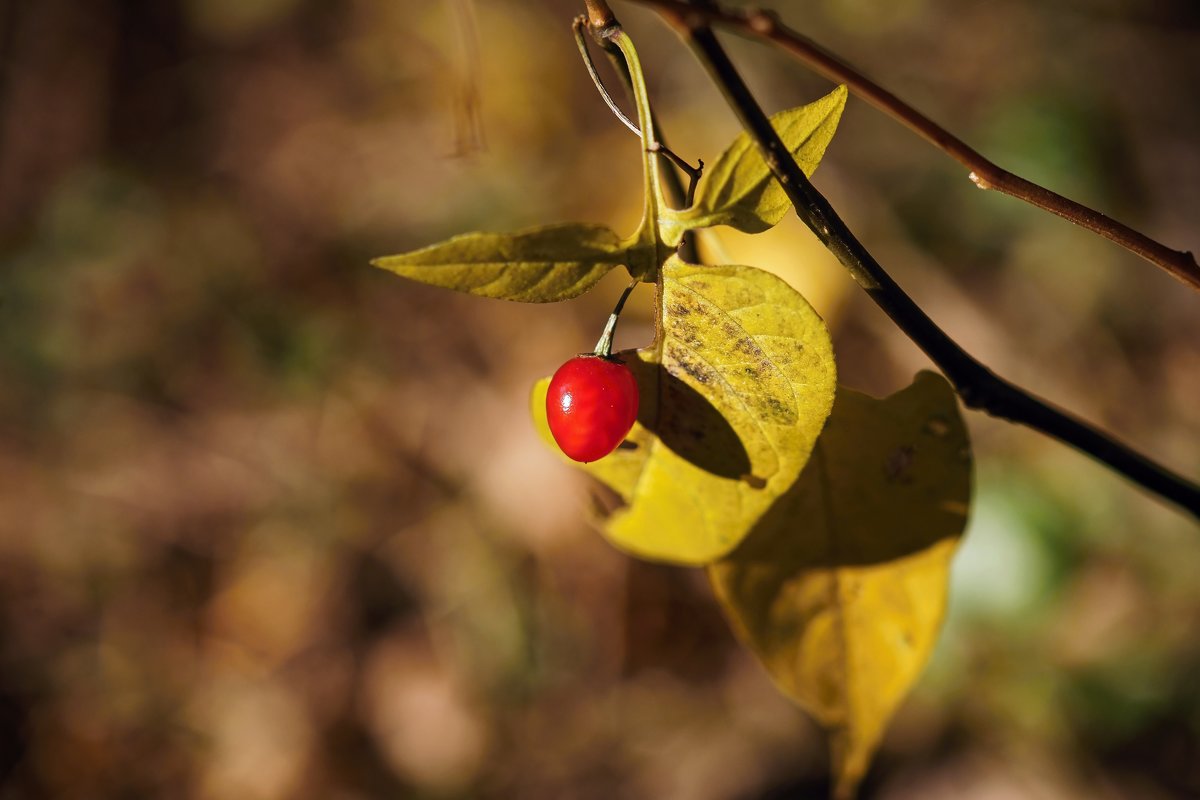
[579,17,702,262]
[632,0,1200,292]
[574,16,641,136]
[574,17,704,202]
[635,8,1200,521]
[651,143,703,205]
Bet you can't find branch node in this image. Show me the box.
[584,0,617,30]
[747,9,779,35]
[968,171,992,190]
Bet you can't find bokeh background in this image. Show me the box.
[1,0,1198,797]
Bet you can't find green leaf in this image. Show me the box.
[708,372,972,800]
[371,223,633,303]
[663,85,848,242]
[531,256,836,564]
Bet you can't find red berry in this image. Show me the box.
[546,354,639,463]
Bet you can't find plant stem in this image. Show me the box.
[584,0,616,29]
[574,16,641,137]
[575,17,704,205]
[594,279,639,358]
[633,0,1200,292]
[651,7,1200,521]
[583,17,703,263]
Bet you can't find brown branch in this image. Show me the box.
[584,0,616,29]
[631,6,1200,522]
[632,0,1200,292]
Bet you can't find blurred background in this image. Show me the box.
[0,0,1198,797]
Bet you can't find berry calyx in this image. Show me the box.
[547,355,639,462]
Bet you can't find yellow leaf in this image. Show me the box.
[531,256,836,564]
[662,85,848,243]
[709,372,972,799]
[371,223,631,303]
[372,34,676,303]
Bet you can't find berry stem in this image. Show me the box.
[593,279,638,358]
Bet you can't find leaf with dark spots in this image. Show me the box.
[635,357,751,480]
[530,256,836,564]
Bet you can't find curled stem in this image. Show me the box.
[574,16,704,207]
[573,16,640,137]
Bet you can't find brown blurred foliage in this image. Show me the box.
[0,1,1198,798]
